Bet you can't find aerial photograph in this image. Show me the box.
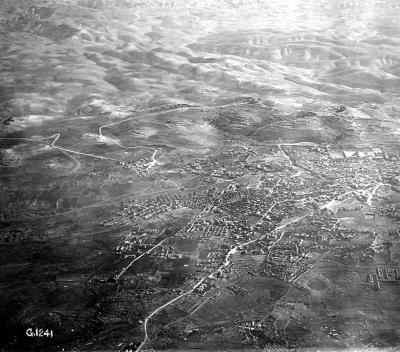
[1,0,400,351]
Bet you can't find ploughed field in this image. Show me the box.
[1,0,400,351]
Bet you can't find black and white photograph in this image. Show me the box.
[1,0,400,351]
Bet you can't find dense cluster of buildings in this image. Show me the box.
[0,227,31,243]
[366,266,400,290]
[93,140,400,315]
[226,284,248,296]
[284,145,399,192]
[120,191,209,220]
